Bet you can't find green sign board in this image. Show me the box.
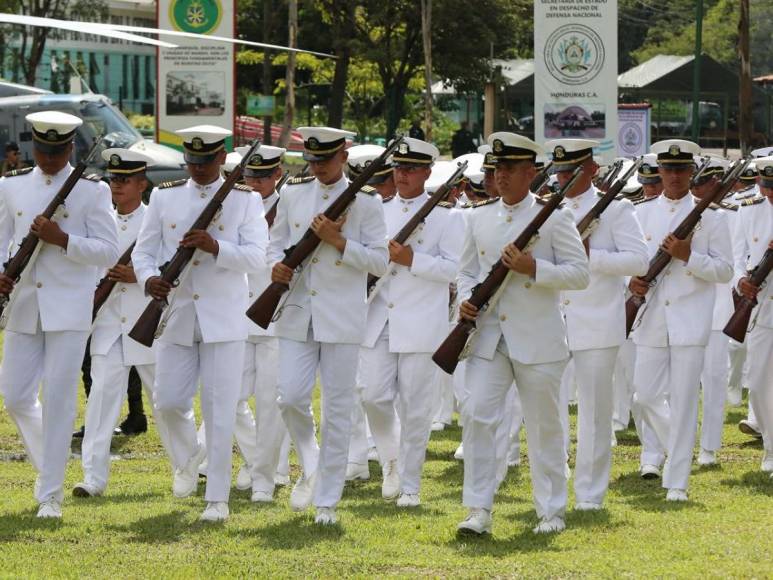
[247,95,275,117]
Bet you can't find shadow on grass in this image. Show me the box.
[0,509,65,541]
[71,491,162,505]
[231,514,344,548]
[720,471,773,497]
[724,409,747,425]
[106,510,189,543]
[611,471,706,513]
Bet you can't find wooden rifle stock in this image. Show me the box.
[246,136,405,329]
[576,158,643,236]
[432,167,583,374]
[723,248,772,343]
[624,158,750,336]
[366,161,468,295]
[0,136,103,319]
[128,139,262,347]
[599,159,623,192]
[529,161,553,194]
[92,241,135,321]
[262,171,289,230]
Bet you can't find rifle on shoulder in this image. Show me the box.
[264,170,290,229]
[128,139,262,347]
[92,241,135,321]
[624,158,750,337]
[432,166,583,375]
[246,136,405,329]
[723,248,772,343]
[529,160,553,194]
[366,160,468,300]
[0,136,103,321]
[576,158,643,238]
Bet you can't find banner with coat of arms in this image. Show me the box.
[534,0,618,162]
[157,0,235,150]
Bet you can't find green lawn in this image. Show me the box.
[0,334,771,577]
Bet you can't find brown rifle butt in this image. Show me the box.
[722,300,755,343]
[128,302,164,348]
[624,295,644,338]
[246,283,287,329]
[432,322,474,375]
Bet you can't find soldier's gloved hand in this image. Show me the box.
[0,273,14,295]
[180,229,219,255]
[146,276,172,300]
[271,263,293,285]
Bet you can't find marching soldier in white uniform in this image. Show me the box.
[0,111,119,518]
[629,139,733,501]
[360,138,464,506]
[132,125,268,522]
[269,127,388,525]
[456,132,589,536]
[732,157,773,475]
[546,139,648,510]
[75,148,173,498]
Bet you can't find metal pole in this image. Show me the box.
[691,0,704,143]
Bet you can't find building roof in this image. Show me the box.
[618,55,694,89]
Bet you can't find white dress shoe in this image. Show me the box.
[457,508,492,535]
[73,482,104,498]
[640,464,661,479]
[761,451,773,473]
[533,516,565,534]
[37,499,62,519]
[739,420,762,438]
[697,449,717,466]
[274,473,290,487]
[564,464,572,479]
[290,470,317,512]
[507,456,521,468]
[314,506,337,525]
[235,464,253,490]
[367,446,380,462]
[666,489,688,502]
[575,501,602,511]
[345,462,370,482]
[454,443,464,461]
[430,421,445,432]
[612,419,627,432]
[200,502,229,522]
[381,459,400,500]
[251,490,274,503]
[396,493,420,508]
[173,445,206,498]
[198,459,208,478]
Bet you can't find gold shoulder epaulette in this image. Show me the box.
[472,197,499,208]
[633,195,658,205]
[233,183,253,192]
[459,202,472,209]
[80,173,102,182]
[159,178,187,189]
[287,175,315,185]
[3,166,33,178]
[741,196,765,206]
[437,201,455,208]
[359,185,377,195]
[717,200,738,211]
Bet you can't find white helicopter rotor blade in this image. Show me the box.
[108,23,336,59]
[0,13,178,48]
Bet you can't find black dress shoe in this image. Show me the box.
[116,413,148,436]
[72,425,85,439]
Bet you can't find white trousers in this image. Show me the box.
[633,345,705,491]
[348,377,371,466]
[727,338,748,395]
[360,330,437,495]
[81,337,171,491]
[571,347,619,505]
[463,342,567,519]
[699,331,730,452]
[277,331,359,507]
[0,327,89,502]
[613,339,636,428]
[746,325,773,454]
[559,358,576,454]
[433,367,455,425]
[154,337,244,502]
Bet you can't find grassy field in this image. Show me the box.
[0,339,772,577]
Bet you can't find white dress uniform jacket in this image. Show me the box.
[268,176,388,344]
[363,194,464,352]
[248,191,279,339]
[0,166,119,332]
[91,203,154,366]
[561,187,649,350]
[457,194,590,364]
[733,197,773,328]
[631,194,733,347]
[132,177,268,345]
